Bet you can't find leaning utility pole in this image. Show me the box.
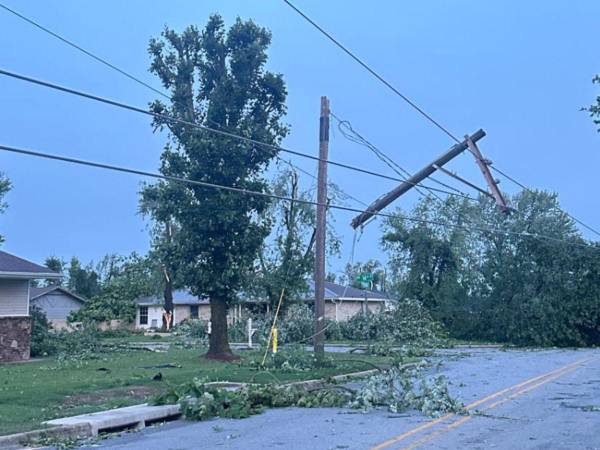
[351,129,486,229]
[314,96,329,357]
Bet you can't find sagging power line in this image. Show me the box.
[0,142,595,251]
[2,2,598,239]
[0,67,470,198]
[282,0,600,238]
[331,112,477,202]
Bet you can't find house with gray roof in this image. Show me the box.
[135,289,245,329]
[135,289,210,329]
[0,250,61,362]
[29,285,87,329]
[302,280,395,321]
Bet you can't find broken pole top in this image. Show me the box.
[350,129,486,229]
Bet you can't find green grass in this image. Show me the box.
[0,346,391,436]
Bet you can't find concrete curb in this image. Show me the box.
[0,365,393,446]
[0,423,91,450]
[44,403,181,437]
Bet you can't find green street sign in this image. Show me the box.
[356,273,373,283]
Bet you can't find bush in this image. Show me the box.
[339,299,446,348]
[278,303,314,344]
[173,319,209,339]
[30,310,102,360]
[30,307,57,357]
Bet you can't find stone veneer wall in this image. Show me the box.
[0,316,31,362]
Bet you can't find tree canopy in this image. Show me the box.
[142,15,288,359]
[382,191,600,346]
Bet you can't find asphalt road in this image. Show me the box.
[74,348,600,450]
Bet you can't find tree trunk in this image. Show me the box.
[205,298,238,361]
[162,273,174,331]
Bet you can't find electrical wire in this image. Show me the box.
[3,2,598,240]
[0,4,376,213]
[281,0,460,143]
[0,142,596,251]
[0,67,468,193]
[0,2,169,100]
[490,165,600,239]
[282,0,600,239]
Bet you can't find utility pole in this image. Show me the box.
[314,96,329,358]
[351,129,486,229]
[466,135,510,213]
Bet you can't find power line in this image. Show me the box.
[281,0,461,143]
[4,1,598,240]
[0,68,472,197]
[490,165,600,239]
[0,4,370,212]
[283,0,600,239]
[0,142,596,251]
[330,111,477,202]
[0,2,169,100]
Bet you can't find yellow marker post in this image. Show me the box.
[272,328,278,354]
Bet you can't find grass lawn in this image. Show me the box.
[0,345,392,436]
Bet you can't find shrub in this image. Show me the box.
[30,307,57,357]
[172,319,209,339]
[278,303,314,344]
[30,314,102,360]
[339,299,446,348]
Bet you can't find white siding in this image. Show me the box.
[30,293,82,320]
[0,279,29,316]
[136,306,164,329]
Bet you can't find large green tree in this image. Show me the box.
[382,191,600,346]
[143,16,288,359]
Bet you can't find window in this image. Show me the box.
[190,305,199,319]
[139,306,148,325]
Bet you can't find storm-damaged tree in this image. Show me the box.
[253,168,340,311]
[139,191,181,330]
[145,16,288,360]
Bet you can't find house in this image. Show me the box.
[134,282,395,329]
[135,289,245,330]
[0,250,61,362]
[135,290,210,330]
[302,280,394,322]
[29,285,87,329]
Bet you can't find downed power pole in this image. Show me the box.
[351,129,486,229]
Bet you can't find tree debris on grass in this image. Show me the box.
[153,360,464,421]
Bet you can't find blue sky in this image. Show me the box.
[0,0,598,275]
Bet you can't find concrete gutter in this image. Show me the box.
[0,423,91,450]
[44,403,181,437]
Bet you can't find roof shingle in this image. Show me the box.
[0,250,61,279]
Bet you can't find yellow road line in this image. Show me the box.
[370,356,593,450]
[400,364,583,450]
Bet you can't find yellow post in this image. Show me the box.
[272,328,278,354]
